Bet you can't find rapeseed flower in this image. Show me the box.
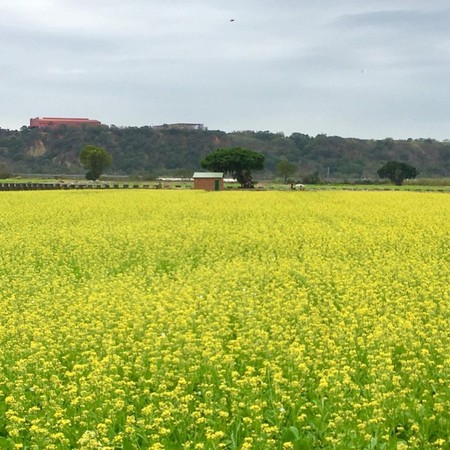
[0,190,449,448]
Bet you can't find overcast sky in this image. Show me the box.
[1,0,450,140]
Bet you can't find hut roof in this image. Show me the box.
[192,172,223,178]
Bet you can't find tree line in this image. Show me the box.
[0,125,449,180]
[81,143,418,187]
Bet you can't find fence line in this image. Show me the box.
[0,183,155,191]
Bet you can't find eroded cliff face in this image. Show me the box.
[26,140,47,157]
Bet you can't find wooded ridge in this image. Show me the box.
[1,125,449,179]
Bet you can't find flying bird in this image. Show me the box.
[230,19,235,22]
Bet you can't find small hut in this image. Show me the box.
[193,172,224,191]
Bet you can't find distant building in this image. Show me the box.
[29,117,101,129]
[153,123,205,131]
[193,172,223,191]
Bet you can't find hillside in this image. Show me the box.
[1,125,449,180]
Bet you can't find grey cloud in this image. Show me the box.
[1,25,116,59]
[336,8,450,35]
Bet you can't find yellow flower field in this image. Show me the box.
[0,190,449,449]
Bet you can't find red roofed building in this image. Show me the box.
[29,117,101,128]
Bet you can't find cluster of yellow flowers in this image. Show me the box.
[0,190,449,449]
